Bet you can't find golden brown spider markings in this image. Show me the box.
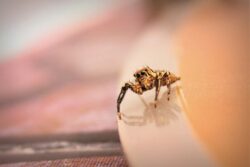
[117,66,180,119]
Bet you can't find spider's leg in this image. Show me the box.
[117,82,142,119]
[167,84,171,101]
[117,84,129,119]
[154,78,161,108]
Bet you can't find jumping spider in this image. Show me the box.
[117,66,180,119]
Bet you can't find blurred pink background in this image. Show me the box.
[0,0,152,137]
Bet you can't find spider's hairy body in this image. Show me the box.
[117,66,180,119]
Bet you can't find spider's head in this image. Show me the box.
[167,71,181,84]
[134,66,155,79]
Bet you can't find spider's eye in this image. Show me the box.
[141,71,145,75]
[136,73,140,78]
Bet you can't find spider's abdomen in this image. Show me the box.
[160,78,168,86]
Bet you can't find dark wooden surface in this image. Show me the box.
[0,131,123,164]
[0,156,128,167]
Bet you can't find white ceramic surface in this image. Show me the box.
[117,20,216,167]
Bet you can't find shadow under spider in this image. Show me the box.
[120,86,181,127]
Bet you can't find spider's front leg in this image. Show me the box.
[117,82,142,120]
[117,83,129,119]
